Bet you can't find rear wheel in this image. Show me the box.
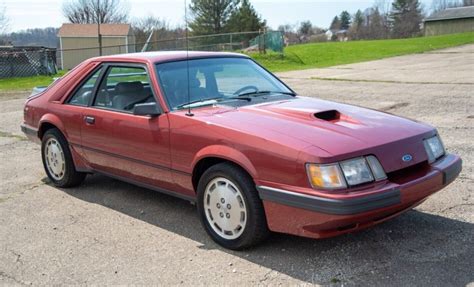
[41,128,86,187]
[197,163,269,250]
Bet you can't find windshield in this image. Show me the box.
[155,57,293,110]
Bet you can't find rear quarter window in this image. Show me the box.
[67,67,103,106]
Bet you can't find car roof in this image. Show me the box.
[92,51,249,64]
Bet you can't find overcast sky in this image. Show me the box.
[3,0,433,32]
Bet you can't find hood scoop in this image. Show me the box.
[314,110,340,121]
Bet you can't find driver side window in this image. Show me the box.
[94,66,156,112]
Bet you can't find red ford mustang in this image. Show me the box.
[21,52,462,249]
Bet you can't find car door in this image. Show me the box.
[56,64,105,163]
[80,63,174,190]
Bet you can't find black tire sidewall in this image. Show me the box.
[41,128,83,187]
[197,163,267,250]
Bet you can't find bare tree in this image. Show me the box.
[62,0,129,24]
[0,4,9,34]
[278,23,299,44]
[6,27,58,47]
[278,24,296,33]
[132,15,188,51]
[368,8,387,39]
[132,16,169,49]
[349,10,365,40]
[374,0,392,16]
[373,0,391,33]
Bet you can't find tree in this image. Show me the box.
[278,23,299,44]
[390,0,423,38]
[0,4,8,35]
[9,28,59,47]
[339,10,352,30]
[373,0,391,34]
[349,10,365,40]
[298,20,313,36]
[132,16,185,51]
[278,24,295,33]
[133,16,168,35]
[226,0,266,33]
[62,0,129,24]
[353,10,365,28]
[374,0,392,16]
[189,0,238,35]
[132,16,170,50]
[368,8,386,39]
[329,16,341,32]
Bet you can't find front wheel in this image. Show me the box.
[197,163,269,250]
[41,128,86,187]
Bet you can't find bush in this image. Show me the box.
[309,34,328,43]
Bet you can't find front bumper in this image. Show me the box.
[257,153,462,239]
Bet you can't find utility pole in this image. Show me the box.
[97,0,102,56]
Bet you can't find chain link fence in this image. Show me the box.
[141,31,281,52]
[1,31,283,78]
[250,31,284,53]
[0,47,57,78]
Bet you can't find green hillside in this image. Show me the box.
[251,32,474,72]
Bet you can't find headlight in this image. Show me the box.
[306,156,387,190]
[306,163,346,189]
[366,155,387,181]
[424,135,445,163]
[340,157,374,186]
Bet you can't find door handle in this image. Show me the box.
[84,116,95,124]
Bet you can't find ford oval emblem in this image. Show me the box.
[402,154,413,162]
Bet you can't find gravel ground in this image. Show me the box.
[1,45,473,286]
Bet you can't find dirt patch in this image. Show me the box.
[0,131,27,141]
[0,90,30,100]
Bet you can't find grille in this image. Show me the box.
[387,161,431,184]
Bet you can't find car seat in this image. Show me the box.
[112,81,150,111]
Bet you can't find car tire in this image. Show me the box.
[41,128,86,188]
[197,162,269,250]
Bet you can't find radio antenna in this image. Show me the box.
[184,0,194,116]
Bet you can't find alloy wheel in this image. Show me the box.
[203,177,247,240]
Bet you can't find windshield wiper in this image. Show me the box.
[176,96,252,110]
[176,90,296,109]
[220,96,252,102]
[175,97,222,110]
[236,90,297,97]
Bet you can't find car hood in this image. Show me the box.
[196,97,435,172]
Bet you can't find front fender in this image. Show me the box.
[192,145,259,180]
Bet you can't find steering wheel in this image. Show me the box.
[234,85,258,95]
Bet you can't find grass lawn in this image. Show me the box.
[251,32,474,72]
[0,71,66,92]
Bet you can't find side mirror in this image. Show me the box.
[133,102,161,117]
